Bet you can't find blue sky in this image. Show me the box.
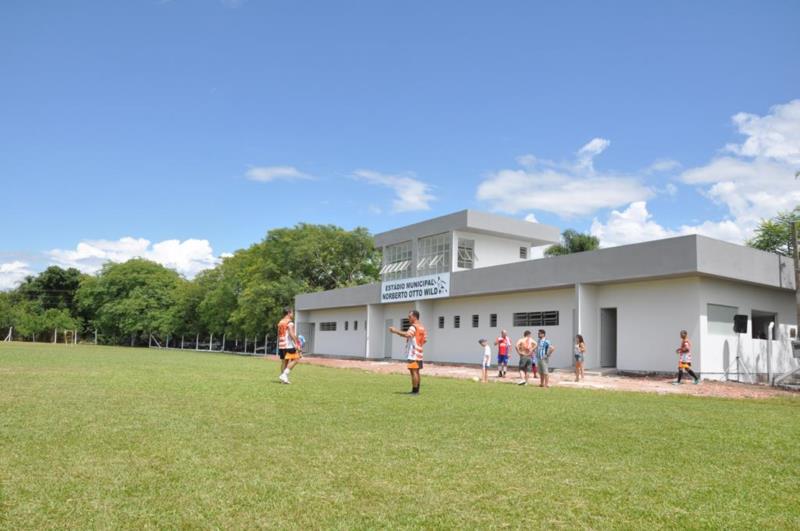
[1,0,799,286]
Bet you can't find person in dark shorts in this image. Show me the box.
[673,329,700,385]
[389,310,427,394]
[515,330,534,386]
[277,307,302,384]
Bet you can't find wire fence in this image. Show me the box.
[1,326,278,356]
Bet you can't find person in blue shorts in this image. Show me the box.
[494,329,512,378]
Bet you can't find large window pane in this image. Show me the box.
[707,304,737,335]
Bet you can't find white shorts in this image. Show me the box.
[482,360,491,369]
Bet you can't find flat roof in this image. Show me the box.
[373,210,561,248]
[296,234,795,310]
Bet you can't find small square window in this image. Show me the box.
[438,316,444,329]
[472,314,479,328]
[490,314,497,327]
[520,247,528,259]
[344,320,349,331]
[354,320,358,331]
[454,316,461,329]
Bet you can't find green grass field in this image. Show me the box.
[1,343,798,529]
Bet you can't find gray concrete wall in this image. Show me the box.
[296,235,793,311]
[374,209,560,249]
[695,236,796,290]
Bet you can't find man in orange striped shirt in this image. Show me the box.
[389,310,426,395]
[277,307,302,384]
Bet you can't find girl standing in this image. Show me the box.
[574,334,586,382]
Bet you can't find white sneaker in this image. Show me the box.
[279,373,290,384]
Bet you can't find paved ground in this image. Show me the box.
[296,355,797,399]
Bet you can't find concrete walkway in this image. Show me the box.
[294,355,797,400]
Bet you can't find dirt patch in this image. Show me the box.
[293,356,797,400]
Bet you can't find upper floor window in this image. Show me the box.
[380,241,412,281]
[417,233,451,276]
[457,238,475,269]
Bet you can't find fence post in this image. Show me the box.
[74,329,77,345]
[181,335,184,349]
[94,330,98,345]
[209,333,213,352]
[53,328,57,344]
[222,333,226,352]
[195,333,199,351]
[244,336,248,353]
[265,334,268,356]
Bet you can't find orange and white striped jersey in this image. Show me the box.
[278,316,296,349]
[678,338,692,363]
[405,323,426,361]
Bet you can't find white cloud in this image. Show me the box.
[593,100,800,248]
[48,237,220,278]
[590,202,675,247]
[679,99,800,239]
[646,159,682,173]
[477,168,651,218]
[516,154,538,168]
[245,165,312,183]
[353,169,435,212]
[590,201,748,248]
[576,137,611,171]
[524,213,539,223]
[477,138,652,217]
[724,99,800,165]
[0,261,33,291]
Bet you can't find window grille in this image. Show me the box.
[457,238,475,269]
[512,311,559,327]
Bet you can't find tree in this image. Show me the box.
[76,259,183,345]
[544,229,600,256]
[746,207,800,256]
[0,292,13,330]
[17,266,84,313]
[185,224,381,341]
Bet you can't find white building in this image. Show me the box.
[295,210,799,381]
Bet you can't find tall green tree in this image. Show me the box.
[0,292,13,331]
[76,259,183,344]
[545,229,600,256]
[197,224,380,339]
[746,207,800,256]
[17,266,84,314]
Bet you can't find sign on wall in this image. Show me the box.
[381,273,450,303]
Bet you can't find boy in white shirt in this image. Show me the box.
[479,338,491,383]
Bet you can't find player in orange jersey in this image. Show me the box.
[389,310,427,394]
[277,307,302,384]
